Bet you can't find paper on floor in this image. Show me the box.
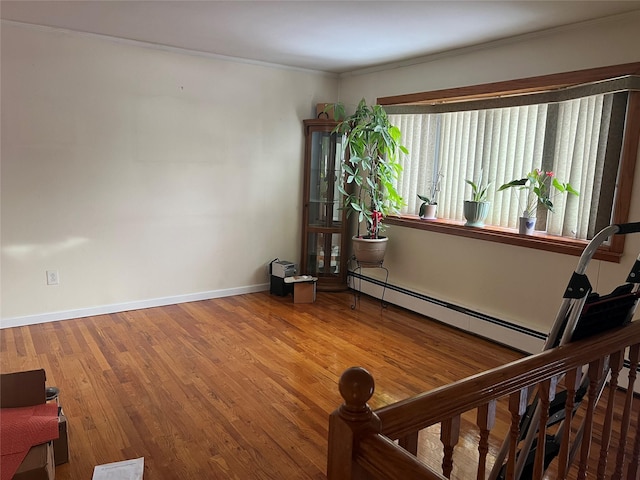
[92,457,144,480]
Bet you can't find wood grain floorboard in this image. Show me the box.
[2,291,632,479]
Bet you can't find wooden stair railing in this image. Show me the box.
[327,320,640,480]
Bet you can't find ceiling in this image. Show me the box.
[2,1,640,74]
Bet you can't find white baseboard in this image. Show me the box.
[0,283,270,329]
[350,273,640,394]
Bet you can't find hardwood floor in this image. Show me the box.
[0,290,576,479]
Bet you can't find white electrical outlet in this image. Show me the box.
[46,270,60,286]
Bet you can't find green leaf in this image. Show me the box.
[333,98,407,233]
[566,184,580,196]
[552,177,565,192]
[498,179,528,190]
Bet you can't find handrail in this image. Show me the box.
[328,319,640,480]
[376,320,640,440]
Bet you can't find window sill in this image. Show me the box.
[385,215,622,263]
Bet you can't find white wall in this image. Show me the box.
[3,14,639,335]
[1,23,339,325]
[339,12,640,334]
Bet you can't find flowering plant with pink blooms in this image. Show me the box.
[498,168,579,218]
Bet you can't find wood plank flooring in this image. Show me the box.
[0,291,619,479]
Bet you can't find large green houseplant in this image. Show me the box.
[332,99,407,264]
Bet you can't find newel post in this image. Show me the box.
[327,367,381,480]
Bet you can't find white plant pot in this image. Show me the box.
[420,204,437,219]
[519,216,537,235]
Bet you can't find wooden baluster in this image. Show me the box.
[327,366,380,480]
[476,400,496,480]
[577,357,605,480]
[613,344,640,480]
[533,378,556,479]
[507,388,528,480]
[399,432,419,456]
[627,355,640,480]
[596,350,624,479]
[557,367,581,480]
[440,415,460,478]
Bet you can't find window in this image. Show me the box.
[389,92,626,239]
[378,63,640,261]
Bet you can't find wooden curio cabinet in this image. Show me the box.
[300,119,350,291]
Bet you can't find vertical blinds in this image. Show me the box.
[389,92,620,239]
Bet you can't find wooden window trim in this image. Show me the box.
[377,62,640,106]
[378,64,640,262]
[385,216,620,262]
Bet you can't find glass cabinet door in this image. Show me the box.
[301,119,350,291]
[308,130,344,228]
[305,232,342,276]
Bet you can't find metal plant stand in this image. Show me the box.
[348,255,389,309]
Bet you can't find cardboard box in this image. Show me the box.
[13,442,55,480]
[54,411,69,465]
[0,369,46,408]
[293,280,317,304]
[316,103,344,121]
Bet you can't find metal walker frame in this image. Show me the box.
[490,222,640,480]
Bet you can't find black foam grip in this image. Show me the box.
[616,222,640,234]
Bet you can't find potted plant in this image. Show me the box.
[417,170,443,220]
[499,168,579,234]
[463,173,492,227]
[332,99,407,264]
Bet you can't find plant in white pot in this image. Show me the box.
[332,99,407,264]
[463,173,492,227]
[417,194,437,220]
[417,170,443,219]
